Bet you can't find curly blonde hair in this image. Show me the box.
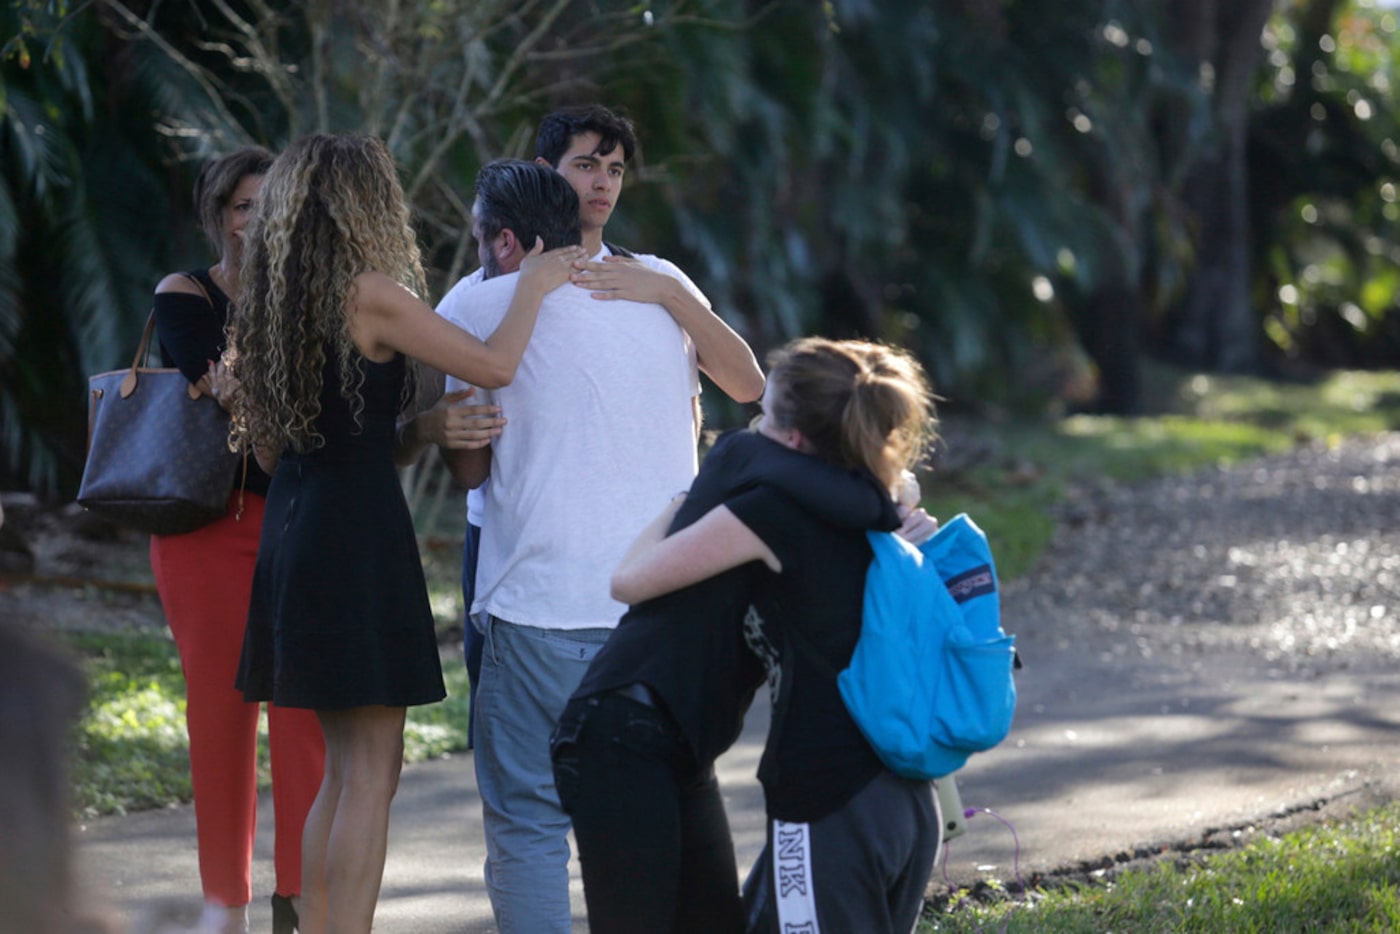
[764,337,938,493]
[233,134,425,454]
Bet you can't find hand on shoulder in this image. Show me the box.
[570,255,676,304]
[518,238,588,296]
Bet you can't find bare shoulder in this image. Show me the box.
[354,269,411,300]
[348,270,436,361]
[352,270,427,317]
[154,272,203,296]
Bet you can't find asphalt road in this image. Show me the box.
[74,630,1400,932]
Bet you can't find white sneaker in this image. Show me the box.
[197,903,248,934]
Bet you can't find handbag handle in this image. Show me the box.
[119,312,181,399]
[121,273,217,402]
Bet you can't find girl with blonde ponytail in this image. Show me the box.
[564,337,940,933]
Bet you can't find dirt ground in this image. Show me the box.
[0,497,168,635]
[0,494,468,639]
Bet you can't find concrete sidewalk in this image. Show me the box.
[74,697,770,933]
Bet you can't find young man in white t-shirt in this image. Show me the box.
[395,107,764,734]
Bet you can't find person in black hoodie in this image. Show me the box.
[553,338,938,934]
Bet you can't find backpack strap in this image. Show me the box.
[603,241,636,258]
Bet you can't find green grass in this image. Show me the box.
[67,631,470,817]
[919,802,1400,932]
[70,633,192,816]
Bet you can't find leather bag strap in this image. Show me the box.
[123,274,218,400]
[120,312,160,399]
[182,271,214,307]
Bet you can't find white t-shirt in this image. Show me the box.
[449,250,700,526]
[443,266,490,528]
[439,252,702,630]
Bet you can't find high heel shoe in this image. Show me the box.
[270,893,299,934]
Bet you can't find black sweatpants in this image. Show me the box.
[551,690,744,934]
[742,770,940,934]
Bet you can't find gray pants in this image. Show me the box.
[474,617,612,933]
[743,770,940,934]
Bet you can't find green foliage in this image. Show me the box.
[606,0,1228,417]
[630,2,1182,391]
[3,0,774,496]
[6,0,1398,487]
[1252,1,1400,367]
[1174,368,1400,437]
[404,661,471,762]
[923,481,1055,583]
[0,1,193,497]
[923,412,1285,582]
[921,802,1400,932]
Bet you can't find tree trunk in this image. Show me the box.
[1077,89,1151,414]
[1077,285,1144,414]
[1168,0,1277,372]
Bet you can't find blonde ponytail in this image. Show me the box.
[765,337,936,493]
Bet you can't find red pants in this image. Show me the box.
[150,492,325,906]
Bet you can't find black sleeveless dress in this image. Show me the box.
[236,349,446,709]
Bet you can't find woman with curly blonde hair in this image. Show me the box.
[232,133,584,934]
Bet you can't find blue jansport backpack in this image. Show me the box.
[839,513,1018,780]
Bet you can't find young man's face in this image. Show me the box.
[545,131,626,236]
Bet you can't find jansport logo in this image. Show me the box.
[946,565,995,603]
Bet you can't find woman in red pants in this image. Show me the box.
[149,147,325,934]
